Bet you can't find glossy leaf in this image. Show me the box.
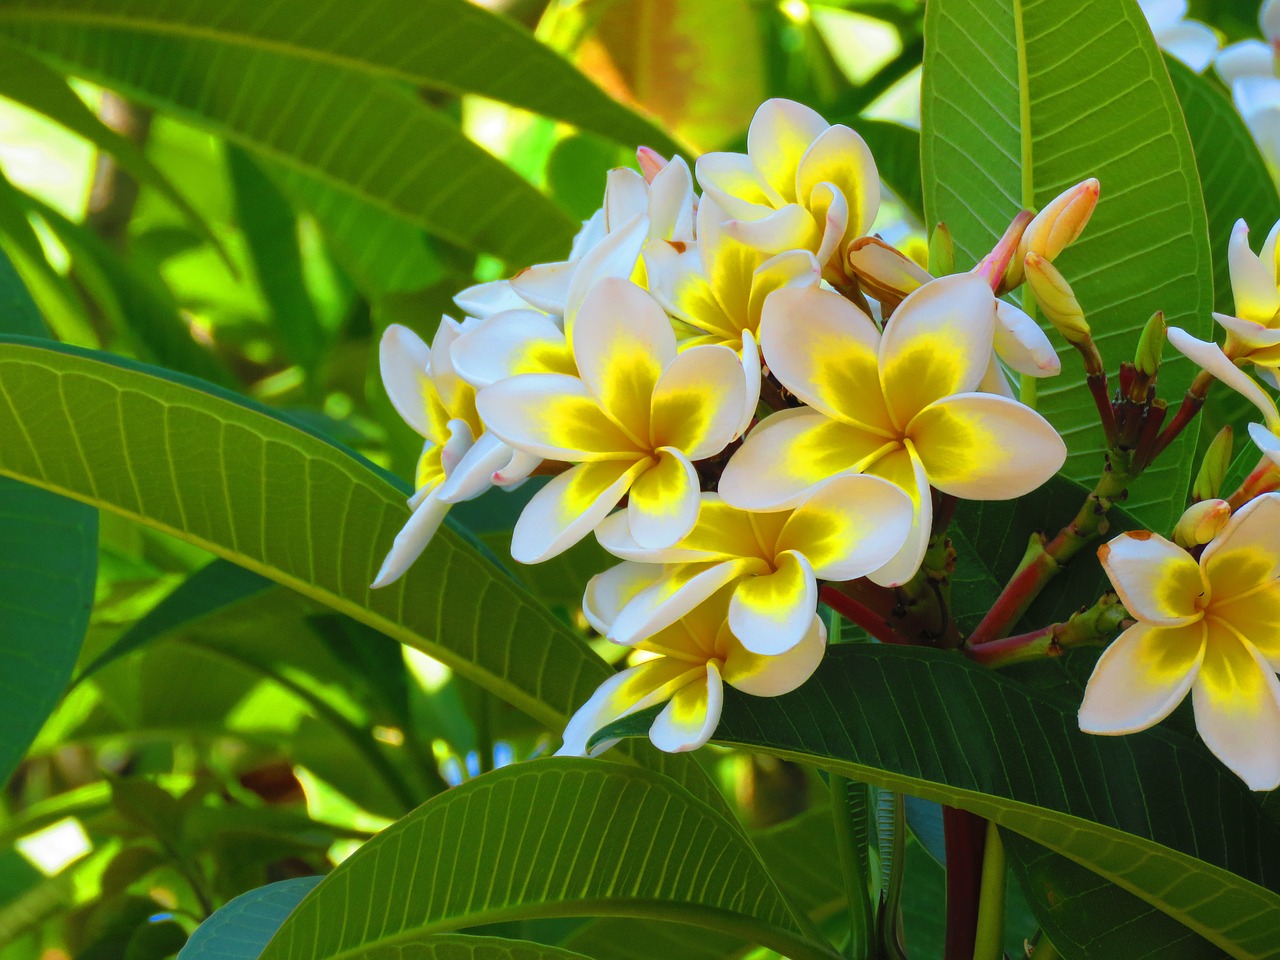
[179,876,321,960]
[0,251,96,787]
[1003,832,1226,960]
[859,119,923,222]
[598,644,1280,960]
[0,0,680,155]
[259,760,837,960]
[0,335,721,811]
[0,23,576,263]
[921,0,1213,529]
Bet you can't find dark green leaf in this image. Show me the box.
[179,876,321,960]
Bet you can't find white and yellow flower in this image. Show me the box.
[1205,219,1280,385]
[1216,1,1280,171]
[719,275,1067,585]
[476,278,747,563]
[557,578,826,755]
[592,476,912,654]
[372,321,486,588]
[1168,327,1280,468]
[695,98,878,281]
[1080,494,1280,790]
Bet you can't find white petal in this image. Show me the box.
[747,98,829,204]
[371,493,451,588]
[737,329,762,439]
[1159,22,1220,73]
[1200,490,1280,586]
[453,279,528,319]
[695,151,779,219]
[729,550,819,655]
[1214,311,1280,352]
[595,506,718,563]
[451,309,569,388]
[649,661,724,753]
[1217,40,1275,87]
[626,448,701,550]
[379,324,434,438]
[609,559,759,646]
[1078,621,1205,734]
[1234,75,1280,121]
[510,460,648,564]
[648,155,696,242]
[436,432,507,503]
[979,354,1017,398]
[723,615,827,697]
[494,447,542,487]
[1137,0,1186,32]
[605,168,649,232]
[723,204,821,258]
[1167,327,1280,430]
[778,474,914,581]
[866,445,932,588]
[1192,634,1280,790]
[557,658,702,757]
[1228,219,1280,322]
[583,561,666,634]
[1264,0,1280,43]
[994,300,1061,376]
[510,259,578,317]
[1097,531,1205,625]
[564,215,649,322]
[1249,421,1280,467]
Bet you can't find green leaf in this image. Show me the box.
[0,34,226,262]
[179,876,321,960]
[858,119,923,223]
[225,146,326,373]
[260,760,837,960]
[921,0,1213,530]
[1003,831,1227,960]
[0,335,721,812]
[597,645,1280,960]
[0,0,680,156]
[0,249,96,788]
[1166,56,1280,315]
[0,22,577,263]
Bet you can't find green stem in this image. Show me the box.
[963,593,1128,668]
[831,776,874,960]
[879,793,908,960]
[971,823,1007,960]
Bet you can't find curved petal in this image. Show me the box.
[627,448,701,550]
[879,274,997,427]
[979,353,1017,398]
[379,323,437,440]
[1168,327,1280,430]
[583,561,666,635]
[556,658,704,757]
[804,181,849,273]
[1201,491,1280,600]
[493,447,542,488]
[723,204,823,258]
[436,433,508,503]
[747,98,828,205]
[1248,421,1280,467]
[643,239,738,339]
[650,344,747,459]
[510,459,649,564]
[723,614,826,697]
[865,443,931,588]
[729,550,818,655]
[477,373,643,461]
[737,329,762,439]
[994,300,1061,377]
[796,124,880,240]
[564,215,649,322]
[451,310,573,387]
[571,277,675,439]
[1215,311,1280,353]
[604,167,649,231]
[648,155,696,242]
[695,151,779,219]
[720,409,896,510]
[510,258,577,316]
[1098,531,1205,625]
[777,474,914,580]
[1228,219,1280,324]
[370,492,451,588]
[610,558,764,646]
[759,285,893,433]
[1192,627,1280,790]
[1213,581,1280,672]
[649,660,723,753]
[1217,39,1275,86]
[453,279,528,319]
[908,393,1067,500]
[1078,621,1206,734]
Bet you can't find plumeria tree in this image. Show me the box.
[5,1,1280,960]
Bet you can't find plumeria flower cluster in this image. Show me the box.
[1214,0,1280,170]
[373,98,1094,757]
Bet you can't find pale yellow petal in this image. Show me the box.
[1098,531,1206,626]
[729,550,818,655]
[776,474,913,580]
[609,558,765,647]
[649,344,746,459]
[476,374,642,461]
[510,458,649,564]
[583,561,666,635]
[747,98,828,205]
[864,443,931,587]
[626,448,701,550]
[1192,624,1280,790]
[450,309,575,387]
[723,614,826,697]
[1078,621,1206,734]
[695,151,779,218]
[1201,492,1280,601]
[1212,581,1280,671]
[1228,218,1280,324]
[795,124,880,241]
[649,661,723,753]
[557,657,705,757]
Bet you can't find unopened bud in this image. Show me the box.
[928,222,954,275]
[1192,426,1234,502]
[1015,178,1101,269]
[1134,312,1165,379]
[846,236,930,303]
[636,146,668,183]
[1023,252,1090,344]
[1173,499,1231,548]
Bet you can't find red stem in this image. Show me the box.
[818,585,907,645]
[943,806,987,960]
[1150,370,1213,461]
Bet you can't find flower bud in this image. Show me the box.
[1023,252,1091,344]
[1192,426,1234,502]
[1173,498,1231,548]
[846,236,930,303]
[1016,178,1100,268]
[636,146,668,183]
[928,222,954,275]
[1134,312,1165,379]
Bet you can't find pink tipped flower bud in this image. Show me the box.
[637,146,669,183]
[1173,499,1232,548]
[1015,178,1101,270]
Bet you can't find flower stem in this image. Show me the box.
[1149,369,1213,461]
[971,823,1007,960]
[943,806,987,960]
[830,774,874,960]
[964,593,1128,667]
[819,584,907,645]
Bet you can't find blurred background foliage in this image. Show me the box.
[0,0,1266,957]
